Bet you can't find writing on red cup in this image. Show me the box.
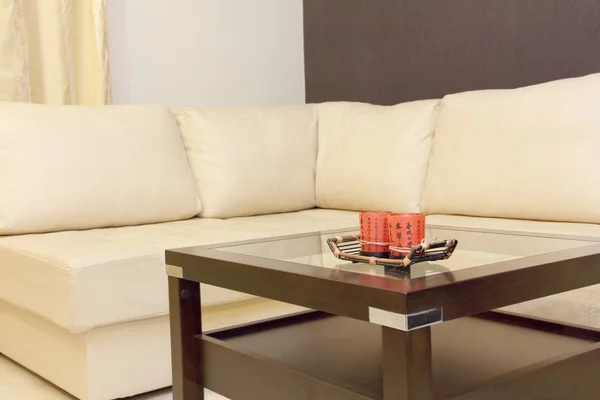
[388,213,426,258]
[359,211,392,256]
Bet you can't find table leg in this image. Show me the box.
[382,326,433,400]
[169,276,204,400]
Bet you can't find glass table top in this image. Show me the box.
[215,226,600,281]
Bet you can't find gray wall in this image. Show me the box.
[107,0,306,108]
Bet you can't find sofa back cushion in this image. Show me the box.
[315,100,440,213]
[421,73,600,223]
[0,102,201,235]
[175,105,318,218]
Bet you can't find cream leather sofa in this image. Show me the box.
[2,73,600,400]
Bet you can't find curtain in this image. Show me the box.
[0,0,111,105]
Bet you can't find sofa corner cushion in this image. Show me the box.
[0,102,202,235]
[315,100,441,213]
[175,105,318,218]
[421,73,600,223]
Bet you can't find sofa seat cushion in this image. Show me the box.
[422,73,600,224]
[0,102,201,235]
[428,214,600,240]
[427,214,600,329]
[175,105,318,218]
[315,100,440,213]
[0,219,296,333]
[228,209,359,233]
[229,209,360,276]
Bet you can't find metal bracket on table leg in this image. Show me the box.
[369,307,443,331]
[166,264,184,278]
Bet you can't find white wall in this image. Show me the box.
[106,0,305,108]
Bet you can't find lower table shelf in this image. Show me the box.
[203,311,600,400]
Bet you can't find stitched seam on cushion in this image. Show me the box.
[72,253,160,272]
[74,295,260,332]
[229,220,304,233]
[0,205,6,234]
[0,244,162,271]
[0,244,73,271]
[71,310,170,333]
[416,100,443,214]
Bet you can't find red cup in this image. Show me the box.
[359,211,392,257]
[388,213,426,258]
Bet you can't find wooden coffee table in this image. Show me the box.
[165,226,600,400]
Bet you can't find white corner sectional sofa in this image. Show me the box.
[2,73,600,400]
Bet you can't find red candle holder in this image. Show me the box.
[359,211,392,257]
[388,213,426,258]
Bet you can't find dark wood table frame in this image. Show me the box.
[166,230,600,400]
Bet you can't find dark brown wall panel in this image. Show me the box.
[303,0,600,105]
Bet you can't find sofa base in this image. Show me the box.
[0,298,307,400]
